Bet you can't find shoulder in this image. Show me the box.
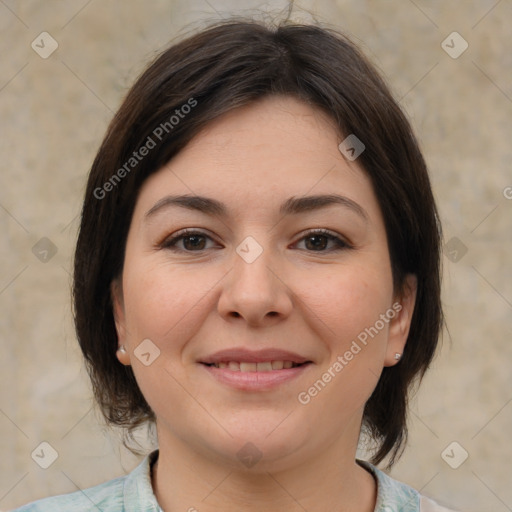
[420,494,460,512]
[357,459,460,512]
[9,451,161,512]
[9,475,125,512]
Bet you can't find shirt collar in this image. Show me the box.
[357,459,420,511]
[123,450,163,512]
[124,451,420,512]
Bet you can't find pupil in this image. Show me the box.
[306,235,327,251]
[185,235,205,250]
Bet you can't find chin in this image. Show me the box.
[201,418,310,473]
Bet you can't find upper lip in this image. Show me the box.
[200,348,311,365]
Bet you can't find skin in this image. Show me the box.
[112,95,417,512]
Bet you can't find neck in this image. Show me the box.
[151,419,377,512]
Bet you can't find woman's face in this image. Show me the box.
[112,95,416,472]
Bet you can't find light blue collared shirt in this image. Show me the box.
[10,450,456,511]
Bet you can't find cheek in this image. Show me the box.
[297,262,393,404]
[122,260,221,344]
[120,262,218,422]
[302,262,393,343]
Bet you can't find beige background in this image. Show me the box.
[1,1,511,511]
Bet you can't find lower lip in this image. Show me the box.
[200,363,312,391]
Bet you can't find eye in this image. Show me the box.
[160,229,219,252]
[294,229,351,252]
[159,228,351,253]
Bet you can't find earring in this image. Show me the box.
[118,345,127,354]
[394,353,402,360]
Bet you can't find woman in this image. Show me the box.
[13,18,458,512]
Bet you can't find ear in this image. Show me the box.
[111,279,131,366]
[384,274,417,367]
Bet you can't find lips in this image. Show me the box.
[199,348,312,389]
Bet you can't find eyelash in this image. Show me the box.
[159,228,352,253]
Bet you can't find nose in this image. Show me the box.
[217,241,293,327]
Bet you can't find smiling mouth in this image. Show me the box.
[203,361,310,371]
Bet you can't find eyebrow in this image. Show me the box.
[144,193,368,221]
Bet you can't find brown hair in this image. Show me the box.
[73,18,443,468]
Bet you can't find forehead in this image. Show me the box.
[133,95,377,220]
[180,95,343,176]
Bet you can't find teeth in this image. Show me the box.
[240,362,257,372]
[212,360,301,371]
[257,362,273,372]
